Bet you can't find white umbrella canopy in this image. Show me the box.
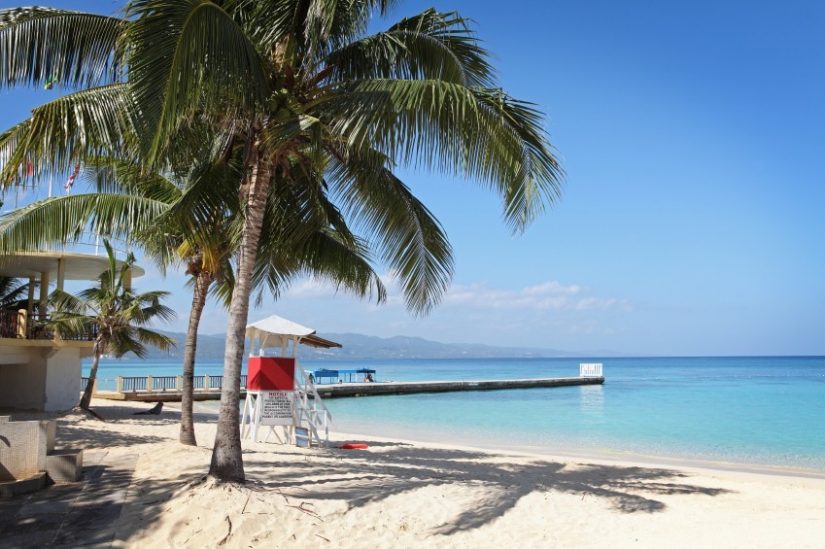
[245,314,341,352]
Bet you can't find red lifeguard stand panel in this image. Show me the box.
[247,357,296,391]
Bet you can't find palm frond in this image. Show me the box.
[324,9,493,87]
[125,0,268,162]
[0,193,171,253]
[0,84,137,186]
[0,276,30,309]
[323,79,562,230]
[85,157,182,202]
[0,7,123,89]
[264,228,387,303]
[326,147,453,314]
[135,327,175,351]
[49,288,89,311]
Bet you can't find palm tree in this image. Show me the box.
[49,239,175,411]
[0,2,563,482]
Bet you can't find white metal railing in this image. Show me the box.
[579,363,604,377]
[114,374,248,392]
[295,365,331,445]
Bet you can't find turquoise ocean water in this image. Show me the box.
[86,356,825,472]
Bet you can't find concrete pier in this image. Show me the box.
[315,376,604,398]
[95,375,604,402]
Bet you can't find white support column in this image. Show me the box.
[56,258,65,292]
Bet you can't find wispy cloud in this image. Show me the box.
[282,275,629,313]
[445,280,629,311]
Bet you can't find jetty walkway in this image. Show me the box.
[89,368,604,403]
[315,376,604,398]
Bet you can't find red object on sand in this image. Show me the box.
[340,443,369,450]
[246,357,295,391]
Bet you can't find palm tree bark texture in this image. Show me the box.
[210,144,272,479]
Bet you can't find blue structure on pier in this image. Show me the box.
[312,368,377,384]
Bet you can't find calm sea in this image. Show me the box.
[86,356,825,472]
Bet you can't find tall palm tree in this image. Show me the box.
[0,2,563,482]
[49,239,175,411]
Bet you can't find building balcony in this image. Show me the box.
[0,310,99,342]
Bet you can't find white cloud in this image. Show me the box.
[444,280,629,312]
[281,275,629,313]
[284,277,338,299]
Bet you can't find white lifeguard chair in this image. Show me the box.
[241,314,340,446]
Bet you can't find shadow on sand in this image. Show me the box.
[240,440,731,535]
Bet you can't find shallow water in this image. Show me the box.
[88,356,825,470]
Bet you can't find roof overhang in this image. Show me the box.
[0,252,145,281]
[246,314,341,350]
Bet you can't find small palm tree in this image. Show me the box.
[50,239,175,411]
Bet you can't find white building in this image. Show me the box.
[0,251,143,411]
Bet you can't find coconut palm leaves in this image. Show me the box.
[0,7,123,89]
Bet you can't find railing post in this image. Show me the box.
[115,376,123,393]
[146,376,153,392]
[176,375,182,391]
[204,375,210,391]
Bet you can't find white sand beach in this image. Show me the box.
[37,399,825,548]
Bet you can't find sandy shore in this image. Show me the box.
[26,399,825,548]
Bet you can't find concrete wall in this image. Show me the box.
[0,344,83,412]
[0,359,46,411]
[44,347,81,412]
[0,419,50,481]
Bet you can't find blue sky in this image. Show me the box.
[1,0,823,355]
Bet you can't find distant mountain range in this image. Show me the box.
[133,331,595,361]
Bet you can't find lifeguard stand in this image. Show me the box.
[240,314,340,446]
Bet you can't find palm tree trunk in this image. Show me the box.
[79,338,102,410]
[209,146,272,482]
[180,269,212,446]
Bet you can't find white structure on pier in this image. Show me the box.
[579,363,604,377]
[0,251,143,411]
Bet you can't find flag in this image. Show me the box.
[65,164,80,192]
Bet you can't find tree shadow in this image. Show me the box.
[241,440,731,536]
[57,424,167,449]
[1,453,131,545]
